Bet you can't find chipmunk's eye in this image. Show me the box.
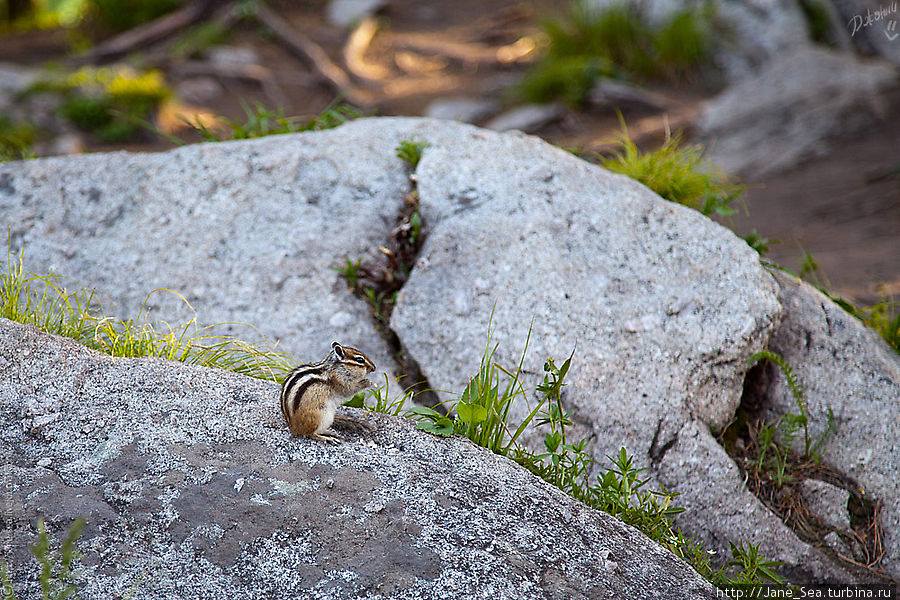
[355,356,365,364]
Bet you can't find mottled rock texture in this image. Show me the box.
[2,117,897,587]
[0,319,715,600]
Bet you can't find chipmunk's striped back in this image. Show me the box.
[280,360,329,426]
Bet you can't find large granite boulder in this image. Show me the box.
[1,123,418,371]
[2,117,897,584]
[698,45,897,176]
[386,119,856,582]
[0,318,715,600]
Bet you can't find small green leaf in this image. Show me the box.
[344,392,365,408]
[407,405,442,418]
[416,421,454,436]
[456,402,488,425]
[544,432,561,453]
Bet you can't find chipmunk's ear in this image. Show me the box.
[331,341,345,358]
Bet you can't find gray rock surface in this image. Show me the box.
[326,0,385,28]
[424,97,500,124]
[698,46,897,176]
[3,117,894,584]
[0,124,419,371]
[800,479,851,532]
[0,62,39,112]
[483,103,564,133]
[0,318,716,600]
[758,271,900,579]
[386,119,848,581]
[588,79,666,111]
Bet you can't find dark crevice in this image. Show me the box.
[338,161,438,409]
[647,419,678,465]
[717,355,892,583]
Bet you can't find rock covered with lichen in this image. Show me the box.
[0,318,715,600]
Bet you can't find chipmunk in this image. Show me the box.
[280,341,376,443]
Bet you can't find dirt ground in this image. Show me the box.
[725,88,900,307]
[2,0,897,307]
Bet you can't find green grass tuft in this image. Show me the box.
[395,139,429,168]
[182,100,362,143]
[518,0,713,105]
[516,55,611,108]
[742,230,779,256]
[27,65,171,143]
[2,243,295,383]
[600,123,743,217]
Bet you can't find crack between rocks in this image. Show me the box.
[338,154,438,408]
[722,345,889,582]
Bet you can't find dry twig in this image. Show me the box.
[254,3,369,106]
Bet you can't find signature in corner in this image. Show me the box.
[847,1,899,39]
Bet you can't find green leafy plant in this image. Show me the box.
[724,541,787,585]
[749,351,811,457]
[28,65,171,143]
[742,230,778,256]
[0,117,37,162]
[407,320,540,453]
[395,139,428,168]
[748,350,837,479]
[600,123,743,217]
[407,212,421,245]
[332,257,362,289]
[518,0,714,105]
[516,55,610,108]
[362,288,391,323]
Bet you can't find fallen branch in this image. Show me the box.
[76,0,218,64]
[254,3,369,106]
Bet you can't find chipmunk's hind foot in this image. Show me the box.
[312,432,343,444]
